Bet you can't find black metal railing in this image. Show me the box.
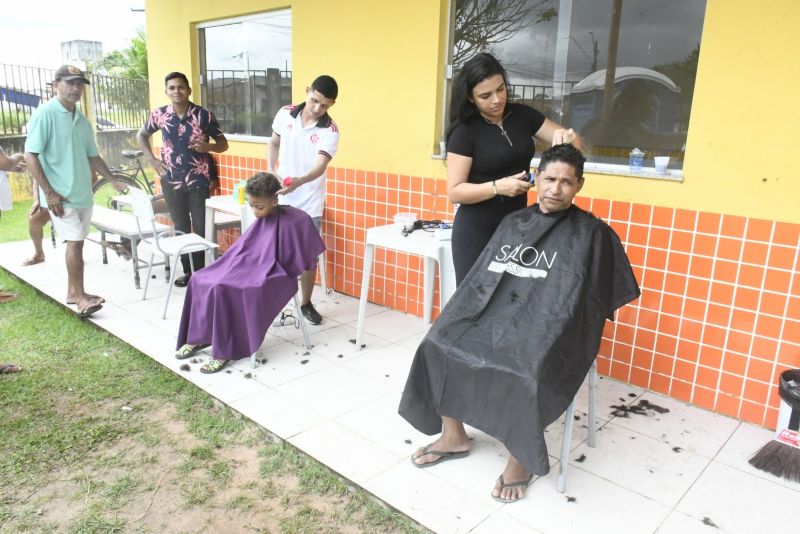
[0,64,55,136]
[204,68,292,137]
[0,64,149,136]
[91,74,149,131]
[507,80,578,121]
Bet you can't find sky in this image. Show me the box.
[203,10,292,72]
[0,0,145,68]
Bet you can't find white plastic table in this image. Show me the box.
[91,206,170,289]
[204,195,248,264]
[355,224,456,350]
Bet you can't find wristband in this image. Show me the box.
[492,180,498,196]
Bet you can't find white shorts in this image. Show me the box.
[50,206,93,241]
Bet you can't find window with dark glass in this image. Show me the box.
[198,10,292,138]
[448,0,706,171]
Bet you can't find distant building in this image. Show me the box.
[61,40,103,65]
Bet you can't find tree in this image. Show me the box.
[91,30,148,80]
[652,43,700,131]
[453,0,557,70]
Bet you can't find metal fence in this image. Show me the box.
[0,63,149,136]
[507,80,578,121]
[91,73,149,131]
[204,68,292,137]
[0,64,55,136]
[0,63,150,180]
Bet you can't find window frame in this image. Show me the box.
[436,0,696,182]
[196,9,292,143]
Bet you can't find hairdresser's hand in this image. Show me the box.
[552,128,577,146]
[278,175,302,195]
[497,171,531,197]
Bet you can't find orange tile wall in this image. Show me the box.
[213,154,800,430]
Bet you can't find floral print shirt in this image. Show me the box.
[144,102,224,190]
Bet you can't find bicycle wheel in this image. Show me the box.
[92,175,141,211]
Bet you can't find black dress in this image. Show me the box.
[447,103,545,285]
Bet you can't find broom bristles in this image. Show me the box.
[749,439,800,483]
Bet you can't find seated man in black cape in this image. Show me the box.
[399,144,640,503]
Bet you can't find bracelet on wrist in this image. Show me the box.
[492,180,498,196]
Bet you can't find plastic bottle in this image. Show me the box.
[629,148,645,172]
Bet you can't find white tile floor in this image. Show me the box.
[2,236,798,534]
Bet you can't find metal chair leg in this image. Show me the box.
[588,361,598,448]
[557,362,599,493]
[142,252,154,300]
[294,293,312,350]
[161,255,179,319]
[557,400,576,493]
[318,251,330,295]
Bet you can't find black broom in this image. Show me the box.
[749,368,800,482]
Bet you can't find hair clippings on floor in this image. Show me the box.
[402,220,452,237]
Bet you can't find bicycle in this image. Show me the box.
[92,150,165,211]
[90,150,168,260]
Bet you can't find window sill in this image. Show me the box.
[431,153,685,182]
[531,158,684,183]
[225,134,270,144]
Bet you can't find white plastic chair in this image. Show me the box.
[557,360,598,492]
[240,205,312,368]
[129,187,219,319]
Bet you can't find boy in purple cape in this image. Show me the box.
[175,172,325,373]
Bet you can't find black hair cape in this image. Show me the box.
[399,204,641,475]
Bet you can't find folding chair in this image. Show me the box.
[557,360,598,492]
[239,205,312,369]
[129,187,218,319]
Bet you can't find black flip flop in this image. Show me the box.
[492,474,534,503]
[411,445,470,468]
[77,302,103,319]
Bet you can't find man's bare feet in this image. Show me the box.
[411,434,471,467]
[67,293,105,305]
[491,456,532,503]
[22,255,44,266]
[73,296,103,318]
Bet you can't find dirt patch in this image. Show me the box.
[3,403,417,533]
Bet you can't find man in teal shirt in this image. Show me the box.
[24,65,116,317]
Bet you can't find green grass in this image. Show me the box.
[105,475,139,500]
[280,506,325,533]
[0,199,43,243]
[0,208,423,533]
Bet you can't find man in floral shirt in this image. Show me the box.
[137,72,228,286]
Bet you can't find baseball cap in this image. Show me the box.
[54,65,90,84]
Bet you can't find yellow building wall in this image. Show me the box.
[580,0,800,223]
[145,0,800,223]
[144,0,445,175]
